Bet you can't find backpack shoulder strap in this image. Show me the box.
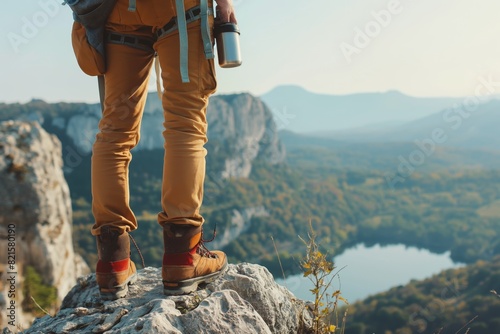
[128,0,136,11]
[175,0,190,83]
[200,0,214,59]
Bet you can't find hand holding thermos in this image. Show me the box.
[214,0,237,23]
[214,0,242,68]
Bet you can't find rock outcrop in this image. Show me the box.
[0,121,90,303]
[207,93,286,178]
[127,92,286,178]
[211,206,269,249]
[26,263,312,334]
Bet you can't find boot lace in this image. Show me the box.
[197,224,218,259]
[129,234,146,268]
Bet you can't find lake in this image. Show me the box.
[276,243,464,303]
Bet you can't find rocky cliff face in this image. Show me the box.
[25,263,313,334]
[207,93,286,178]
[0,121,90,304]
[1,93,285,179]
[125,93,286,178]
[211,206,269,249]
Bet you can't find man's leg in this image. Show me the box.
[91,39,154,236]
[155,18,227,295]
[91,25,155,299]
[156,23,216,227]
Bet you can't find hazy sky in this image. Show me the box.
[1,0,500,103]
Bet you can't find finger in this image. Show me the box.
[229,12,237,24]
[217,9,229,22]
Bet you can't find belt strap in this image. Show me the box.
[119,2,215,85]
[106,32,156,53]
[155,6,214,39]
[155,6,214,38]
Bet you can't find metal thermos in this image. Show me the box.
[214,22,242,68]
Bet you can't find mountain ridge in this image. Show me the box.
[261,85,465,133]
[312,99,500,151]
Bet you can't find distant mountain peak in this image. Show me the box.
[262,85,311,96]
[384,89,405,96]
[261,86,463,133]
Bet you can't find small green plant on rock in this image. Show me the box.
[300,222,348,334]
[22,265,58,317]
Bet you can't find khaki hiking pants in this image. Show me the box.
[91,0,216,236]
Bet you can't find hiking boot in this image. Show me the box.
[96,226,137,300]
[162,224,228,295]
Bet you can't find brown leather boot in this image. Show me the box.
[162,224,228,295]
[96,226,137,300]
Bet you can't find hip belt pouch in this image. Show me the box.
[64,0,117,76]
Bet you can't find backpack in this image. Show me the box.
[64,0,215,107]
[64,0,118,76]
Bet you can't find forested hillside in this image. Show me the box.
[70,146,500,278]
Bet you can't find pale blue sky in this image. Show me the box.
[1,0,500,103]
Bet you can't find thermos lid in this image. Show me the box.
[214,22,240,35]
